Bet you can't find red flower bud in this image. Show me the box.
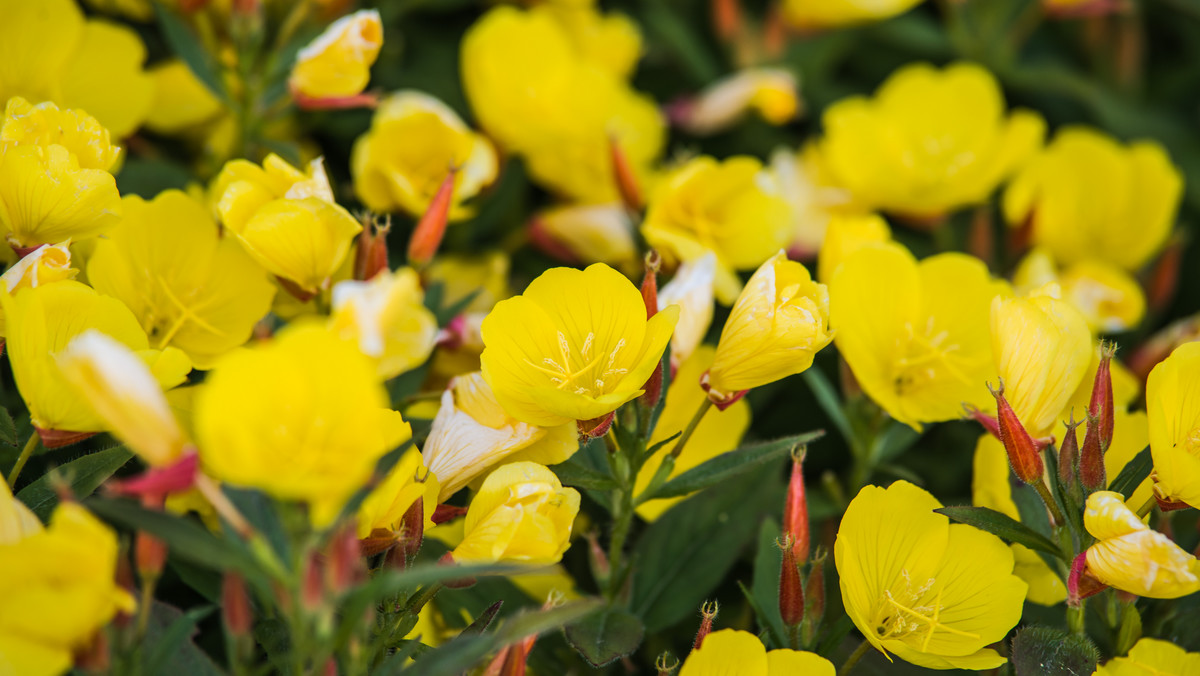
[989,381,1044,485]
[327,527,364,593]
[302,552,324,611]
[1089,342,1116,453]
[222,573,253,638]
[431,504,468,524]
[803,548,827,644]
[354,214,391,281]
[577,412,615,440]
[1080,414,1106,494]
[408,167,457,269]
[1068,552,1107,606]
[397,495,426,566]
[609,135,643,212]
[692,601,719,650]
[135,532,166,582]
[1058,415,1082,492]
[782,448,810,562]
[778,536,804,628]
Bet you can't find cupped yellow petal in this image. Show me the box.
[289,9,383,99]
[231,197,361,294]
[781,0,925,30]
[144,60,225,134]
[1095,638,1200,676]
[58,20,153,138]
[0,481,42,545]
[1084,491,1200,598]
[678,629,768,676]
[330,268,438,379]
[1,97,120,171]
[0,0,84,108]
[453,461,580,565]
[765,649,835,676]
[356,447,439,539]
[0,143,121,248]
[1146,341,1200,509]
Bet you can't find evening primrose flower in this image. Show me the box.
[352,91,497,219]
[1094,638,1200,675]
[781,0,926,30]
[1083,491,1200,598]
[0,98,121,172]
[3,281,190,445]
[704,252,832,404]
[642,156,792,303]
[0,242,77,335]
[143,60,225,135]
[0,0,153,137]
[423,372,577,501]
[194,323,412,526]
[1004,127,1182,271]
[816,62,1044,220]
[0,482,40,543]
[538,0,642,79]
[635,347,750,520]
[1146,341,1200,510]
[679,629,834,676]
[329,268,439,379]
[480,263,678,427]
[672,68,800,136]
[530,203,638,272]
[769,143,860,258]
[831,243,1007,430]
[836,481,1027,670]
[451,461,581,565]
[88,190,276,369]
[214,154,362,296]
[1013,248,1146,334]
[57,330,190,467]
[0,497,135,676]
[357,448,439,543]
[816,213,891,284]
[991,289,1093,438]
[657,253,716,370]
[289,9,383,100]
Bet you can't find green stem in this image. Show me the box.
[667,398,713,460]
[838,640,872,676]
[402,582,444,616]
[1067,599,1086,635]
[6,433,40,488]
[606,487,634,599]
[1032,479,1068,529]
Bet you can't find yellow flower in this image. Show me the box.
[143,60,225,135]
[816,213,891,284]
[0,241,77,336]
[991,289,1092,438]
[3,281,190,440]
[461,6,664,203]
[88,190,276,369]
[657,252,716,370]
[673,68,800,136]
[679,629,834,676]
[423,372,577,502]
[642,156,792,303]
[0,499,135,676]
[836,481,1027,670]
[357,447,439,540]
[816,62,1044,220]
[1146,341,1200,510]
[57,330,190,467]
[770,142,861,258]
[194,323,412,526]
[480,263,678,427]
[214,154,362,295]
[539,0,642,79]
[635,346,751,521]
[831,243,1006,430]
[0,482,40,544]
[1004,127,1182,271]
[1094,638,1200,676]
[451,461,580,565]
[352,91,497,219]
[289,9,383,99]
[1084,491,1200,598]
[1013,248,1146,334]
[705,252,832,401]
[0,97,121,172]
[532,203,638,272]
[329,268,439,379]
[0,0,153,137]
[781,0,925,30]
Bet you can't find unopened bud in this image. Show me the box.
[656,652,680,676]
[431,504,468,524]
[777,535,804,627]
[964,404,1002,441]
[1079,412,1107,494]
[803,548,827,645]
[609,135,643,212]
[398,495,426,566]
[1068,551,1107,607]
[988,381,1044,485]
[135,532,167,583]
[222,573,253,637]
[782,446,810,562]
[327,527,364,593]
[1058,415,1083,496]
[407,168,457,269]
[692,600,719,650]
[355,214,390,280]
[712,0,742,42]
[302,552,324,611]
[1089,342,1116,453]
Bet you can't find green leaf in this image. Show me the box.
[632,463,785,631]
[18,446,134,521]
[550,460,618,491]
[564,606,644,667]
[0,407,17,447]
[406,600,603,676]
[142,602,219,676]
[935,506,1065,560]
[802,369,856,453]
[1011,626,1100,676]
[1109,446,1152,500]
[749,518,786,647]
[647,431,823,501]
[154,6,230,105]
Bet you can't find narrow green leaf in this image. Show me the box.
[461,601,504,636]
[749,518,786,647]
[802,369,855,452]
[564,606,644,667]
[143,603,218,676]
[154,6,230,104]
[550,461,617,491]
[0,407,17,447]
[935,506,1065,560]
[18,446,134,521]
[1011,626,1099,676]
[1109,446,1152,500]
[648,431,823,501]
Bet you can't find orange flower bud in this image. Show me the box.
[989,381,1044,485]
[355,214,390,280]
[222,573,253,638]
[609,135,643,213]
[135,531,166,582]
[803,549,827,644]
[407,168,457,269]
[782,447,810,562]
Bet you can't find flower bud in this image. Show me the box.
[135,531,166,582]
[1080,414,1106,494]
[408,168,457,269]
[0,241,76,297]
[354,214,390,280]
[302,552,324,611]
[803,548,827,644]
[528,203,638,271]
[397,493,426,567]
[669,68,799,136]
[658,253,716,372]
[327,527,364,593]
[1089,342,1116,452]
[778,535,804,627]
[692,600,719,650]
[330,268,439,379]
[289,10,383,101]
[782,447,809,562]
[988,381,1044,485]
[1067,551,1107,607]
[609,135,643,212]
[578,412,615,440]
[1058,415,1082,494]
[222,573,253,638]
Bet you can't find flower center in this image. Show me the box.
[525,331,628,397]
[871,570,979,651]
[892,317,965,397]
